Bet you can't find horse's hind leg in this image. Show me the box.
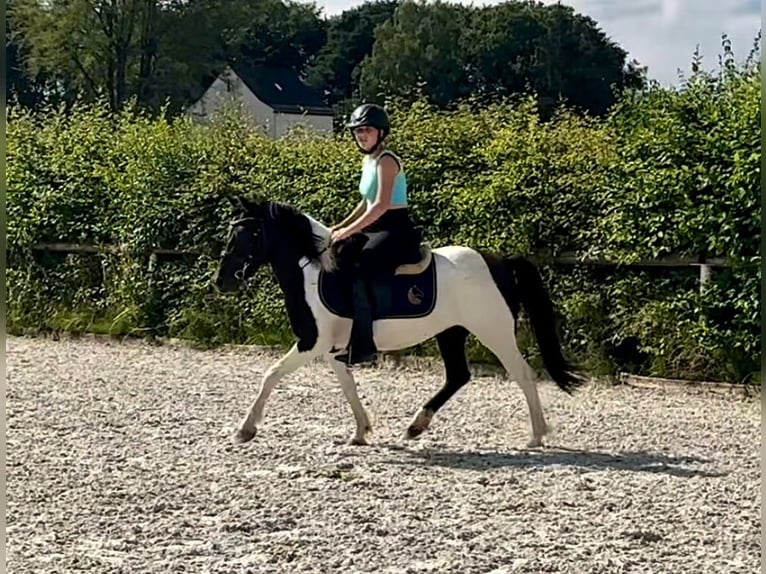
[405,326,471,439]
[327,354,373,445]
[234,342,317,444]
[468,321,549,448]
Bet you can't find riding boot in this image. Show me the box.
[335,277,378,365]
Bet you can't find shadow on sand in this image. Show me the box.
[379,444,726,478]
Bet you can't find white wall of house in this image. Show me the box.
[275,112,334,138]
[187,66,333,139]
[187,67,275,136]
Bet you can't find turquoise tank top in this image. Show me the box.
[358,150,408,206]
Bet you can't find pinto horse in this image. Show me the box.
[214,196,585,447]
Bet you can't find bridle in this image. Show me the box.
[226,210,334,276]
[227,216,265,283]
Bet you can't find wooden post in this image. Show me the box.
[699,264,712,294]
[147,252,158,287]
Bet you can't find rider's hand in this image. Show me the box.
[331,227,351,244]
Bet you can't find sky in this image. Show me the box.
[310,0,762,87]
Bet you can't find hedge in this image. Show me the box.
[6,57,760,384]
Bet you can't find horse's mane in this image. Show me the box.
[266,201,331,267]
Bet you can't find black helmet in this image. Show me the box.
[346,103,390,153]
[347,103,390,131]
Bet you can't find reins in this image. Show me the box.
[228,213,331,274]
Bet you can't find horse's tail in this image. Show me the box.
[504,255,586,394]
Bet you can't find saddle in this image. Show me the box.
[319,227,438,320]
[392,225,433,275]
[394,241,433,275]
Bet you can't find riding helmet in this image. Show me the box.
[346,103,390,154]
[347,104,390,135]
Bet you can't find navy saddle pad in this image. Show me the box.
[318,258,438,320]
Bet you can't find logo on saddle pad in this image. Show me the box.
[407,285,425,305]
[318,245,437,320]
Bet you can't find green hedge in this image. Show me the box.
[6,59,760,384]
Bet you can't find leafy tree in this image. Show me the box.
[161,0,326,111]
[358,0,474,107]
[212,0,326,73]
[306,0,399,107]
[522,2,646,115]
[8,0,648,118]
[9,0,326,113]
[359,0,647,115]
[10,0,170,111]
[6,0,51,109]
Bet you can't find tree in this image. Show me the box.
[465,1,649,115]
[220,0,326,73]
[9,0,327,114]
[358,0,473,107]
[10,0,169,111]
[6,0,51,109]
[305,0,399,107]
[356,0,647,116]
[522,2,646,115]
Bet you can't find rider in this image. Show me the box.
[330,102,418,365]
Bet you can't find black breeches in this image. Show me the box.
[354,229,411,278]
[336,208,419,278]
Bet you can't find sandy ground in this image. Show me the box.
[6,335,761,573]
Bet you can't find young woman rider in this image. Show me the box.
[330,103,418,365]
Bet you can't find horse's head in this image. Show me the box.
[214,195,272,293]
[214,196,332,293]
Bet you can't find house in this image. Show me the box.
[187,62,335,138]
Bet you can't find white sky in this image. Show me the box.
[309,0,762,86]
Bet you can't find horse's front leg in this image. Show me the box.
[234,342,317,444]
[327,354,372,445]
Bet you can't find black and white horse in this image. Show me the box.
[214,196,585,447]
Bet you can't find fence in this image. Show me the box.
[30,242,735,293]
[23,241,760,389]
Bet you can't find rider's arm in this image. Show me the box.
[342,154,397,235]
[332,200,366,231]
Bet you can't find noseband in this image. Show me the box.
[228,216,266,283]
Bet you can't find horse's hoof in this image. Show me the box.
[234,427,256,444]
[404,426,425,440]
[347,436,370,446]
[526,437,544,449]
[405,409,433,440]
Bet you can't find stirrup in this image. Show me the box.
[334,346,378,365]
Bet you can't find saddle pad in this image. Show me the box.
[318,259,437,320]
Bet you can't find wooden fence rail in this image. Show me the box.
[30,243,199,257]
[29,242,754,293]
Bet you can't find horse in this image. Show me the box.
[213,195,586,448]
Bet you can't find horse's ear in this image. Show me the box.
[241,195,269,215]
[225,195,261,214]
